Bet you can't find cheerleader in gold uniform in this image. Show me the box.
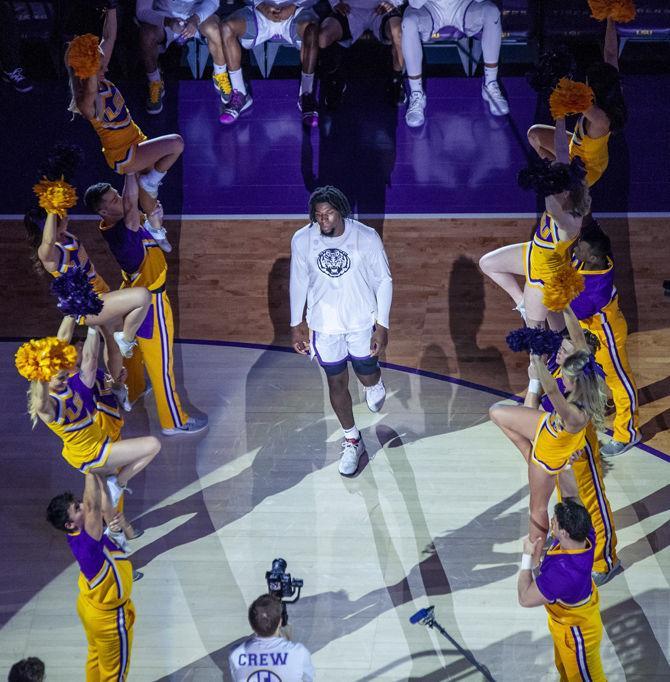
[527,18,626,188]
[490,307,607,563]
[65,6,183,211]
[25,209,151,375]
[479,121,591,329]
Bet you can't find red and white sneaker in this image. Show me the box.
[339,437,366,476]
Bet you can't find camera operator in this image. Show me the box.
[229,594,315,682]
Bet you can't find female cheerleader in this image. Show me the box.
[489,307,607,564]
[65,5,183,216]
[479,121,591,328]
[527,17,626,187]
[25,208,151,364]
[20,330,161,512]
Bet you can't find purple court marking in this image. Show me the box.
[3,76,669,215]
[2,335,667,462]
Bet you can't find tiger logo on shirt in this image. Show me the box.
[317,248,351,278]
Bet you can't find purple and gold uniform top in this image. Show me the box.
[570,257,618,322]
[48,232,110,296]
[536,528,600,628]
[47,375,109,467]
[69,370,124,442]
[67,528,133,610]
[100,219,167,291]
[92,78,147,169]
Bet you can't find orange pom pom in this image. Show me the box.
[15,337,78,382]
[66,34,101,79]
[549,78,595,119]
[543,265,585,312]
[33,177,78,218]
[588,0,636,23]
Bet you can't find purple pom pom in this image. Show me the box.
[517,159,577,197]
[526,46,576,93]
[50,266,104,317]
[37,144,83,183]
[506,327,564,356]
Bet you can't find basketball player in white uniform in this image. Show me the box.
[290,186,393,476]
[402,0,509,127]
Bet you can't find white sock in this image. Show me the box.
[147,69,161,83]
[300,71,314,96]
[213,63,227,76]
[484,65,498,85]
[344,426,360,442]
[145,168,167,184]
[230,68,246,95]
[408,78,423,94]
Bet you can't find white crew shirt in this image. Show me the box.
[290,218,393,335]
[229,636,315,682]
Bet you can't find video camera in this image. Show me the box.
[265,558,303,625]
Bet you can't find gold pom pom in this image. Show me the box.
[33,177,78,218]
[588,0,636,23]
[550,78,595,119]
[66,34,101,79]
[15,337,78,382]
[543,264,585,312]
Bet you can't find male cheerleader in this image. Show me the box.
[571,221,640,456]
[402,0,509,127]
[84,174,208,436]
[136,0,232,114]
[318,0,405,107]
[219,0,320,127]
[47,472,135,681]
[290,186,393,475]
[518,499,606,681]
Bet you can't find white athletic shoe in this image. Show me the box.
[111,383,132,412]
[482,81,509,116]
[161,415,209,436]
[113,331,137,359]
[364,380,386,413]
[139,174,162,199]
[145,224,172,253]
[405,91,426,128]
[105,527,130,553]
[338,438,366,476]
[105,475,129,508]
[601,436,641,458]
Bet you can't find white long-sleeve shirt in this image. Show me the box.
[290,218,393,334]
[136,0,219,25]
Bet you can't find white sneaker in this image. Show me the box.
[482,81,509,116]
[338,437,366,476]
[104,527,130,553]
[105,475,129,508]
[514,301,527,323]
[601,436,641,458]
[113,331,137,359]
[161,414,209,436]
[145,224,172,253]
[364,380,386,413]
[405,91,426,128]
[139,174,162,199]
[111,383,132,412]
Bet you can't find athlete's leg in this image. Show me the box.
[386,15,404,72]
[318,16,343,50]
[489,404,541,462]
[96,436,161,487]
[401,7,426,90]
[100,323,125,383]
[199,14,226,67]
[95,601,134,681]
[77,598,102,682]
[86,289,151,345]
[125,135,184,175]
[138,21,164,75]
[326,367,355,430]
[528,462,556,558]
[523,283,548,329]
[221,15,248,72]
[479,242,526,306]
[297,19,319,82]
